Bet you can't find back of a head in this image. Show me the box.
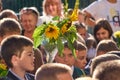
[86,37,97,49]
[74,40,87,51]
[96,39,119,56]
[0,9,18,20]
[76,33,85,44]
[107,51,120,57]
[0,18,22,39]
[75,76,92,80]
[92,60,120,80]
[35,63,72,80]
[91,53,120,75]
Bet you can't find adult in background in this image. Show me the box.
[78,0,120,32]
[37,0,63,25]
[19,7,39,41]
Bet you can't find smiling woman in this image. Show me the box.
[19,7,39,41]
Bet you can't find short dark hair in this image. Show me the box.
[74,23,87,31]
[35,63,72,80]
[74,40,87,51]
[1,35,33,68]
[0,9,17,20]
[0,18,22,37]
[96,39,119,54]
[91,54,120,75]
[93,60,120,80]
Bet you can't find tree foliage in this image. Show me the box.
[2,0,96,15]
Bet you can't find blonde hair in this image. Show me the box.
[43,0,62,16]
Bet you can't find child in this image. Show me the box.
[0,18,22,43]
[35,63,73,80]
[54,41,86,79]
[96,39,120,56]
[74,41,89,75]
[74,41,87,69]
[0,9,18,21]
[0,18,22,70]
[1,35,35,79]
[91,53,120,75]
[0,18,43,75]
[92,60,120,80]
[74,22,93,41]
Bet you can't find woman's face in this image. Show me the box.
[44,0,61,17]
[46,3,58,16]
[96,27,110,41]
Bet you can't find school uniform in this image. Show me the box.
[2,69,34,80]
[72,66,86,79]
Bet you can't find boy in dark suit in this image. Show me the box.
[1,35,35,80]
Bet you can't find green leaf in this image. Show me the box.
[67,38,76,58]
[33,24,46,37]
[33,24,47,48]
[57,19,69,28]
[57,37,64,57]
[63,25,77,58]
[52,16,60,21]
[0,70,8,77]
[33,36,44,48]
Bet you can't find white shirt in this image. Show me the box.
[83,0,120,32]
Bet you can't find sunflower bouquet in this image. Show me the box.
[33,0,79,59]
[0,62,7,77]
[114,31,120,49]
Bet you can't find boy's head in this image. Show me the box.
[76,76,92,80]
[0,9,18,21]
[74,23,87,40]
[0,18,22,43]
[96,39,119,56]
[35,63,73,80]
[91,53,120,75]
[55,42,75,67]
[92,60,120,80]
[1,35,35,71]
[74,41,87,69]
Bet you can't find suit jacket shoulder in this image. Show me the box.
[4,71,34,80]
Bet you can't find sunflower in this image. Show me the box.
[70,8,78,21]
[114,31,120,49]
[61,21,72,34]
[114,31,120,38]
[0,63,7,77]
[61,23,68,34]
[69,0,79,21]
[45,25,59,39]
[0,63,7,70]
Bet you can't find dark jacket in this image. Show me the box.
[1,70,34,80]
[73,67,86,79]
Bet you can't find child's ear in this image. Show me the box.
[11,55,19,66]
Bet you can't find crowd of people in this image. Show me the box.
[0,0,120,80]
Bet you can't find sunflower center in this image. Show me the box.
[49,27,54,32]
